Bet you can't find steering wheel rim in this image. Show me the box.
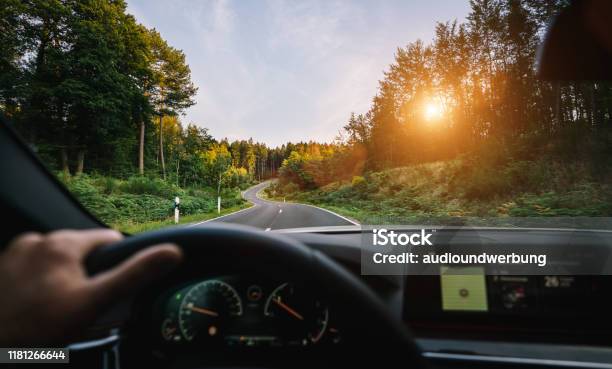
[86,223,425,367]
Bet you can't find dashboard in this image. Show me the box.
[105,227,612,369]
[286,228,612,346]
[405,274,612,344]
[133,227,612,352]
[151,276,342,348]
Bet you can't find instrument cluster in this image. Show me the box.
[153,276,342,348]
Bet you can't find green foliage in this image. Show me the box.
[92,176,120,195]
[279,151,313,189]
[147,29,197,115]
[507,184,612,217]
[265,181,298,197]
[64,175,121,222]
[119,176,183,198]
[351,176,367,189]
[281,182,299,195]
[117,203,251,234]
[60,174,245,228]
[273,155,612,224]
[224,166,252,189]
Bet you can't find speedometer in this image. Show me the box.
[178,279,243,341]
[264,283,329,345]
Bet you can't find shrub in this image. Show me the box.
[107,194,171,223]
[280,182,299,195]
[56,173,246,226]
[351,176,367,191]
[93,176,120,195]
[177,196,214,215]
[461,168,511,200]
[62,175,121,223]
[119,176,183,198]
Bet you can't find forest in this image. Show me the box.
[269,0,612,224]
[0,0,292,182]
[1,0,611,230]
[0,0,312,230]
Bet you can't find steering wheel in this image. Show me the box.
[86,223,425,368]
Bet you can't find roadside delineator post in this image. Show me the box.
[174,196,180,224]
[217,196,221,214]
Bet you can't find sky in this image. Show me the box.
[126,0,471,147]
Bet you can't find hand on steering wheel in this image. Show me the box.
[0,229,181,345]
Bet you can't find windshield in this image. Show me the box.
[1,0,610,233]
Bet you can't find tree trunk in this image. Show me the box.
[159,114,166,180]
[61,147,70,176]
[75,149,85,175]
[589,83,597,128]
[554,82,561,131]
[139,120,145,175]
[217,174,222,213]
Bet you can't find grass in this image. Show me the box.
[58,174,253,233]
[267,156,612,228]
[114,202,253,234]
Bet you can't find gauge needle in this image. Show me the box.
[273,298,304,320]
[189,306,219,317]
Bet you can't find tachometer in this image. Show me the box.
[161,317,181,342]
[264,283,329,345]
[178,279,243,341]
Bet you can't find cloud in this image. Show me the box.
[126,0,471,147]
[182,0,235,51]
[264,1,350,61]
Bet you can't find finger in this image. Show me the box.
[6,232,43,249]
[46,229,123,259]
[86,244,182,307]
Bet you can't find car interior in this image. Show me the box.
[1,0,612,368]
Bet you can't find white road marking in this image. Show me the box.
[265,228,271,231]
[297,203,360,225]
[278,209,282,214]
[188,204,256,226]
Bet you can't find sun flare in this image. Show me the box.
[424,101,443,121]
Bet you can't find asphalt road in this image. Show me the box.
[195,181,358,230]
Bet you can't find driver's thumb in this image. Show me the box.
[87,244,182,307]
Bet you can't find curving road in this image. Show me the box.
[193,181,358,230]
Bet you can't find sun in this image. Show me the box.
[424,101,443,121]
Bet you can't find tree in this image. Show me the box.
[17,0,72,172]
[66,0,154,176]
[147,29,197,180]
[1,1,207,182]
[124,23,155,176]
[0,0,28,118]
[4,0,156,176]
[202,144,232,212]
[343,112,372,145]
[244,143,256,175]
